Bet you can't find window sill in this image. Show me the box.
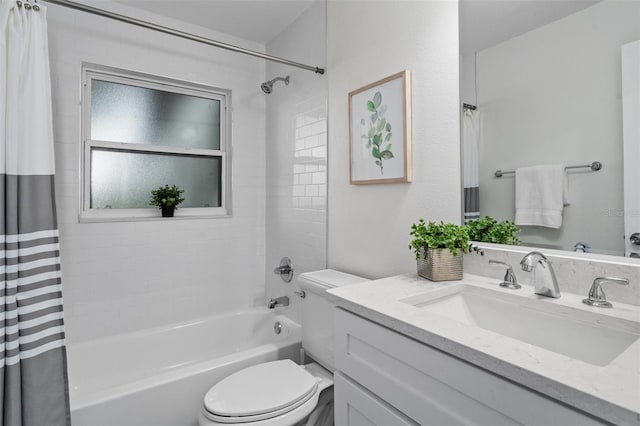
[79,207,230,223]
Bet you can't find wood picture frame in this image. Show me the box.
[349,70,412,184]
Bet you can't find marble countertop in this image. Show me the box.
[327,273,640,426]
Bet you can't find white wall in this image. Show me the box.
[327,1,461,278]
[48,2,268,343]
[462,1,640,255]
[265,1,327,322]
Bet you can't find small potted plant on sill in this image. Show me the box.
[150,184,185,218]
[409,219,474,281]
[466,216,521,246]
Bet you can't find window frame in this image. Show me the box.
[80,63,232,221]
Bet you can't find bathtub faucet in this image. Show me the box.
[268,296,290,309]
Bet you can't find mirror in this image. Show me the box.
[460,0,640,257]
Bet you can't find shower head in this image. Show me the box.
[261,75,290,94]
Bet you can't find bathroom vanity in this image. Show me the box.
[328,274,640,426]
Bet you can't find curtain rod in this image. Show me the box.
[42,0,326,75]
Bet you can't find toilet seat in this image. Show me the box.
[202,360,327,425]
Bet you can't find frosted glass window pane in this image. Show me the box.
[91,149,221,209]
[91,80,221,150]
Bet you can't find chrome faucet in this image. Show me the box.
[520,251,561,298]
[268,296,290,309]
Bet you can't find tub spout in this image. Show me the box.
[268,296,290,309]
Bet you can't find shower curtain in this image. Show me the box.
[462,109,480,223]
[1,1,71,425]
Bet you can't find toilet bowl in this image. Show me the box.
[198,270,369,426]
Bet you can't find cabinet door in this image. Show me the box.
[334,372,418,426]
[335,309,608,426]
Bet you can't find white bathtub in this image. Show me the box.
[68,309,302,426]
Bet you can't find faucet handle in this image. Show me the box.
[582,277,629,308]
[489,260,521,289]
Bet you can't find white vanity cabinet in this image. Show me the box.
[334,308,608,426]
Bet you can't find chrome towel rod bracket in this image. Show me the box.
[494,161,602,178]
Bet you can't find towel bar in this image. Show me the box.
[494,161,602,178]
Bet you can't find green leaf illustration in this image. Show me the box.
[385,144,392,152]
[380,150,394,160]
[371,113,378,123]
[366,139,372,148]
[385,133,392,142]
[373,91,382,108]
[378,104,387,117]
[373,134,382,146]
[376,160,381,166]
[367,101,376,112]
[368,127,376,138]
[377,118,387,132]
[386,123,391,132]
[372,147,381,159]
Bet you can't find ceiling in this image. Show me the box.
[459,0,600,56]
[117,0,600,52]
[117,0,314,44]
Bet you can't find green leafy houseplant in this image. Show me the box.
[150,184,185,217]
[409,220,472,259]
[409,220,474,282]
[466,216,521,245]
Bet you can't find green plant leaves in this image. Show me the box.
[373,91,382,108]
[149,184,185,209]
[466,216,521,245]
[361,91,393,175]
[372,146,381,159]
[409,220,471,258]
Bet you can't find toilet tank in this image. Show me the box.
[298,269,369,371]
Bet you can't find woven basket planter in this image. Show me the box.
[417,247,463,281]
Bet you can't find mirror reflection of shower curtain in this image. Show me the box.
[463,109,480,223]
[1,2,71,425]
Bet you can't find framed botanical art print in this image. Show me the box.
[349,70,412,184]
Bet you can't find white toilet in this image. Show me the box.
[198,269,369,426]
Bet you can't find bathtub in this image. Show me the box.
[67,309,301,426]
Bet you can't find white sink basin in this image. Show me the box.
[400,285,640,366]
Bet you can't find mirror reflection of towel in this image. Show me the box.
[515,165,568,229]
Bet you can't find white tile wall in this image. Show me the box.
[265,1,327,323]
[47,2,267,343]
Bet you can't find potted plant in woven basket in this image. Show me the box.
[150,184,185,217]
[409,220,473,281]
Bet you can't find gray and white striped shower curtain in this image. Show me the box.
[1,1,71,424]
[462,109,480,224]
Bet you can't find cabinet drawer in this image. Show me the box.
[334,308,606,426]
[334,372,418,426]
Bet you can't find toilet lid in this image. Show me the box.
[204,359,319,418]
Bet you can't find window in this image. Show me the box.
[81,64,231,220]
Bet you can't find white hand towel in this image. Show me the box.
[515,165,568,229]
